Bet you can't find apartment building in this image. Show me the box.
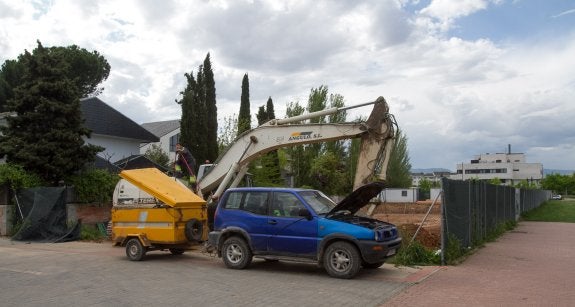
[450,148,543,185]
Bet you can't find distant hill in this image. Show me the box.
[544,169,575,176]
[411,168,453,174]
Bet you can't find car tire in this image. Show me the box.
[222,236,252,270]
[323,241,361,279]
[126,238,146,261]
[362,261,385,269]
[169,248,185,255]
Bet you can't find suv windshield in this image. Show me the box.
[298,190,336,214]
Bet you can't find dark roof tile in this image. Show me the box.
[81,97,159,142]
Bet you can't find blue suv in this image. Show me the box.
[208,182,402,279]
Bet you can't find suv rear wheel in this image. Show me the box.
[323,241,361,279]
[222,236,252,269]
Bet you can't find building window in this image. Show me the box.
[401,191,407,197]
[169,133,180,152]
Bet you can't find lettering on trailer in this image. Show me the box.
[288,131,323,141]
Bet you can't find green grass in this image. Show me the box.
[521,200,575,223]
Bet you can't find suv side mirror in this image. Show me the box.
[298,208,313,220]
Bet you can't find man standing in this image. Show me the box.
[175,143,197,191]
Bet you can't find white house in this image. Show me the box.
[80,97,159,163]
[140,119,180,158]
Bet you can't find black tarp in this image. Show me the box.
[12,187,80,242]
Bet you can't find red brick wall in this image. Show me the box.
[72,204,112,224]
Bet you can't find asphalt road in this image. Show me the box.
[0,237,437,307]
[4,221,571,306]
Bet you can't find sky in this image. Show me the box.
[1,0,574,171]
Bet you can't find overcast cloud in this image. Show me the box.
[1,0,574,170]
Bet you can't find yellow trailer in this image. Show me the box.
[111,168,207,261]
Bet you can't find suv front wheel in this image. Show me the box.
[323,241,361,279]
[222,236,253,269]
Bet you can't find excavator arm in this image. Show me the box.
[198,96,396,200]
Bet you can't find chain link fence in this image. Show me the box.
[441,178,551,257]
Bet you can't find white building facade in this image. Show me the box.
[450,151,543,186]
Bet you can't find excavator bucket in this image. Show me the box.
[119,168,205,207]
[353,97,395,190]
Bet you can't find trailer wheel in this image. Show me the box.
[222,236,252,269]
[126,238,146,261]
[185,219,203,242]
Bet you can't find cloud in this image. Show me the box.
[1,0,574,170]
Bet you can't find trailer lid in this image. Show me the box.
[119,168,205,207]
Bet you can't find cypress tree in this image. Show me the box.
[237,73,251,135]
[203,53,218,162]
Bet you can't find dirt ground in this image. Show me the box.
[368,201,442,249]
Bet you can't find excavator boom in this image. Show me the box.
[198,96,396,199]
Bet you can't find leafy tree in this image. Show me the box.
[0,42,103,185]
[0,42,110,111]
[488,177,502,185]
[386,128,412,188]
[541,173,574,195]
[217,114,238,152]
[309,152,347,195]
[144,144,170,168]
[237,73,251,135]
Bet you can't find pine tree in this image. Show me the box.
[0,42,102,185]
[237,73,251,135]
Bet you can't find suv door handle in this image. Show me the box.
[268,220,278,225]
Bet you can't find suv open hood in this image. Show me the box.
[327,181,385,216]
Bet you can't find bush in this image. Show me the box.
[80,224,105,241]
[393,240,440,266]
[0,163,44,189]
[67,169,119,203]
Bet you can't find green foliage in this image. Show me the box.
[522,200,575,223]
[252,97,282,186]
[0,42,110,108]
[67,169,119,203]
[178,53,219,168]
[237,73,251,135]
[0,41,104,185]
[203,53,219,162]
[488,177,502,185]
[393,241,440,266]
[0,163,44,189]
[386,128,412,188]
[309,152,348,195]
[443,233,465,264]
[144,144,170,168]
[80,224,105,241]
[514,179,537,190]
[217,114,238,152]
[541,173,575,195]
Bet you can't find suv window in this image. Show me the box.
[223,191,269,215]
[271,192,306,217]
[298,190,336,214]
